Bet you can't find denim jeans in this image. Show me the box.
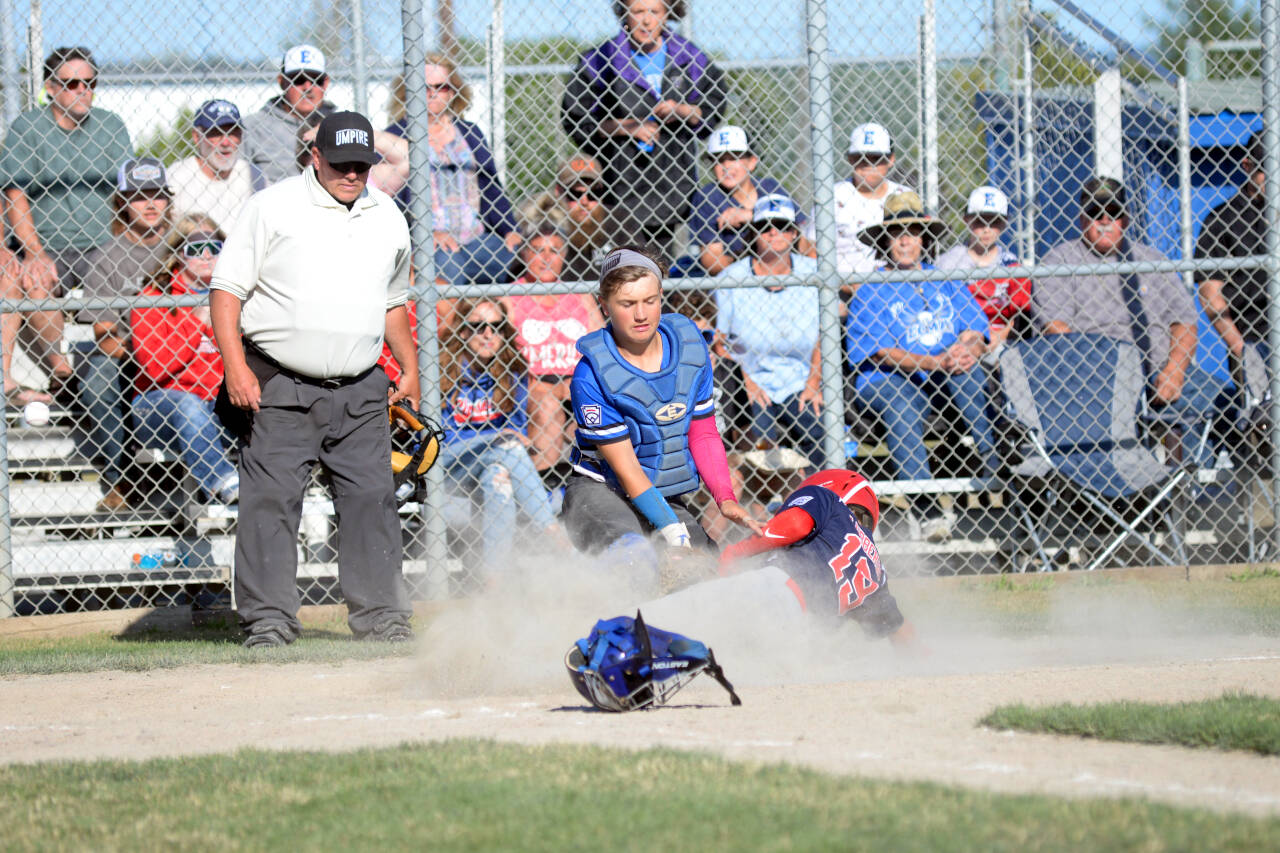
[131,388,237,495]
[439,433,555,566]
[748,393,824,469]
[854,368,997,481]
[433,232,516,286]
[72,342,130,489]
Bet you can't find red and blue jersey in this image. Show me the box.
[765,484,888,620]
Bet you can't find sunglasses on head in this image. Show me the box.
[182,239,223,258]
[54,75,97,92]
[462,319,503,335]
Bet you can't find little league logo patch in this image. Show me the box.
[580,404,602,426]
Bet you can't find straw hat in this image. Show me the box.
[856,190,949,262]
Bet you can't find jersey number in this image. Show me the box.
[827,533,879,615]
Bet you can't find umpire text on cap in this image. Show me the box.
[314,111,379,165]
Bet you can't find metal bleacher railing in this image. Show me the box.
[0,0,1278,617]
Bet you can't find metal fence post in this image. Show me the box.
[0,0,20,127]
[487,0,506,183]
[920,0,939,213]
[1261,0,1280,557]
[402,0,449,599]
[351,0,369,115]
[804,0,844,468]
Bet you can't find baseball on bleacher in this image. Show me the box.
[21,400,50,428]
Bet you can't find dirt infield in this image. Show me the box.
[4,574,1280,817]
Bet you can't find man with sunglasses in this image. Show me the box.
[0,46,132,396]
[834,122,911,281]
[519,155,616,281]
[1036,177,1221,413]
[211,111,417,648]
[241,44,336,187]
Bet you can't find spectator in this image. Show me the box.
[76,157,174,512]
[0,46,132,396]
[690,125,813,276]
[130,215,238,505]
[293,106,335,172]
[384,53,522,285]
[715,194,823,469]
[502,222,605,473]
[168,99,265,232]
[836,122,912,280]
[934,185,1031,351]
[561,0,728,254]
[439,298,568,570]
[1196,131,1269,360]
[1036,177,1220,413]
[241,44,336,186]
[518,155,615,281]
[848,191,994,542]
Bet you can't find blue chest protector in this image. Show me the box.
[575,314,708,497]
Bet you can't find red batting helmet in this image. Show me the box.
[798,468,879,533]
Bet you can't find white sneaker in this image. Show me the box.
[214,475,240,505]
[922,512,952,543]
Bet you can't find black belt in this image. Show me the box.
[244,338,374,389]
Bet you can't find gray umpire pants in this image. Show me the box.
[234,366,411,639]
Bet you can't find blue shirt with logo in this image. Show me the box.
[845,263,988,390]
[441,363,530,444]
[569,315,715,482]
[631,42,668,98]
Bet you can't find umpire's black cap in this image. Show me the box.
[314,111,379,165]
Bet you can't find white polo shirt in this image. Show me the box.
[834,178,910,278]
[210,166,410,379]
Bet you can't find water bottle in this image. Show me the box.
[132,552,163,570]
[843,429,859,463]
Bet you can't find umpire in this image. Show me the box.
[210,111,419,647]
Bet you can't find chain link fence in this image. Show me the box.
[0,0,1276,617]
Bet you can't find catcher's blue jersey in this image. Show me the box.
[765,485,889,620]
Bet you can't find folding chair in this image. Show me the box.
[1221,343,1276,562]
[999,333,1189,571]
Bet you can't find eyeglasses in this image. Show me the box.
[1083,206,1125,222]
[54,75,97,92]
[461,320,503,335]
[850,155,890,167]
[328,160,372,175]
[285,72,327,87]
[561,184,600,203]
[182,240,224,258]
[425,83,454,94]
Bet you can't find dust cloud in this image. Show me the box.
[412,547,1274,703]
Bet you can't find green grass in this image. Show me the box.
[1,740,1277,852]
[982,692,1280,756]
[0,617,413,676]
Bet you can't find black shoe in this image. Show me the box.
[243,626,292,648]
[366,622,415,643]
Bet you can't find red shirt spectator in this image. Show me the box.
[131,275,223,398]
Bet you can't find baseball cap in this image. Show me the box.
[116,157,169,194]
[282,44,326,76]
[848,122,893,156]
[556,155,602,189]
[966,185,1009,217]
[193,99,242,131]
[314,111,379,165]
[752,193,799,226]
[706,125,751,156]
[1079,176,1127,218]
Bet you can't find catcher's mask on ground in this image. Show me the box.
[389,402,442,504]
[565,610,741,712]
[798,468,880,533]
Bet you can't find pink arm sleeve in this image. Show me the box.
[688,414,737,506]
